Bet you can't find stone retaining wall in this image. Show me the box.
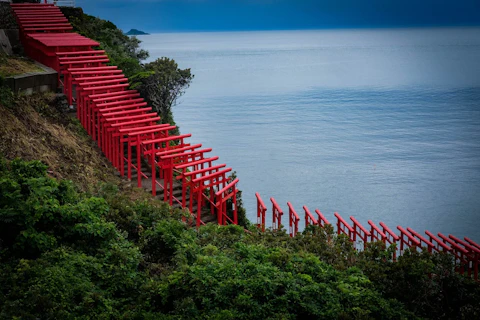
[4,62,58,95]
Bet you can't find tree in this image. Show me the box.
[131,57,194,133]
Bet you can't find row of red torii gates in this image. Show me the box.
[11,2,239,227]
[11,2,479,283]
[255,192,480,282]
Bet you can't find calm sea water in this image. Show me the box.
[139,28,480,241]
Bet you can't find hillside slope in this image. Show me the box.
[0,91,161,206]
[0,92,120,191]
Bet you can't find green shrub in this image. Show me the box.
[1,159,479,319]
[141,219,195,264]
[0,85,14,109]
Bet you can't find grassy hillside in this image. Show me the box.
[0,91,120,192]
[0,54,42,77]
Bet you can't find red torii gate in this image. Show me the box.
[57,51,109,85]
[334,212,354,241]
[439,233,471,275]
[90,96,145,137]
[190,166,232,227]
[287,202,300,237]
[316,209,330,228]
[88,89,142,139]
[254,191,480,282]
[270,197,283,231]
[75,77,131,125]
[380,222,399,260]
[368,220,387,243]
[66,66,121,105]
[183,163,229,214]
[161,147,217,207]
[108,123,165,175]
[407,227,435,253]
[123,126,180,184]
[13,2,241,231]
[448,234,480,280]
[142,133,195,195]
[22,33,99,69]
[178,161,223,206]
[176,156,220,209]
[351,216,371,250]
[77,83,130,127]
[107,116,162,170]
[104,121,165,172]
[303,205,318,228]
[425,230,452,253]
[110,118,161,168]
[256,193,267,231]
[10,3,68,38]
[216,178,239,226]
[59,55,111,88]
[397,226,421,255]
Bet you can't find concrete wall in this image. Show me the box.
[2,26,57,95]
[4,62,58,95]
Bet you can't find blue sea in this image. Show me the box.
[139,28,480,241]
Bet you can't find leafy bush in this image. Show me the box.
[150,234,415,319]
[0,83,14,109]
[130,57,193,133]
[0,159,145,318]
[1,158,479,319]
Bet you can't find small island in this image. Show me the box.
[125,28,149,35]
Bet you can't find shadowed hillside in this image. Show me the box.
[0,92,120,191]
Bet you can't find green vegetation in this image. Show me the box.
[61,7,193,131]
[1,158,479,319]
[131,57,194,133]
[0,3,17,30]
[60,8,149,78]
[0,158,175,319]
[0,78,14,109]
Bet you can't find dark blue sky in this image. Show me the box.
[76,0,480,32]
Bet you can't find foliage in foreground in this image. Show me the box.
[1,158,479,319]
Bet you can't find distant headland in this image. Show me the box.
[125,29,149,35]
